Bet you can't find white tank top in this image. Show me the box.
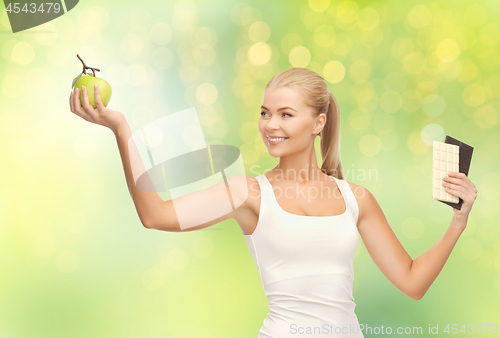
[243,174,364,338]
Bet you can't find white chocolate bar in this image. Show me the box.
[433,141,459,203]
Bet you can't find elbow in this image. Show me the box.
[141,219,155,230]
[408,288,425,301]
[401,281,424,300]
[411,293,424,301]
[142,219,178,232]
[406,263,424,300]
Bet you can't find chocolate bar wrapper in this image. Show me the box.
[438,135,474,210]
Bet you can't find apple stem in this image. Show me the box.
[76,54,100,77]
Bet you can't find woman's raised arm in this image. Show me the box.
[70,85,165,228]
[113,122,168,229]
[147,175,252,232]
[70,85,252,231]
[114,121,251,232]
[408,172,477,299]
[353,171,476,300]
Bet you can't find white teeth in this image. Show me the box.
[268,137,288,142]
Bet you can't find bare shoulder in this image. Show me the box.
[346,181,366,197]
[227,175,261,234]
[346,181,390,235]
[346,181,377,223]
[222,175,260,216]
[346,181,371,199]
[238,176,260,211]
[227,175,259,202]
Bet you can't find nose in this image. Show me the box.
[265,116,281,133]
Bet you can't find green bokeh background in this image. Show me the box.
[1,0,499,337]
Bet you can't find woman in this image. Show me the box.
[69,68,477,338]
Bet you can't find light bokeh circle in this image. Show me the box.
[289,46,311,67]
[323,60,345,83]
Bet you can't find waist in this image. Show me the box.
[265,273,354,299]
[264,274,356,322]
[259,310,363,338]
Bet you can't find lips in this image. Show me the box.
[267,136,289,145]
[267,136,288,139]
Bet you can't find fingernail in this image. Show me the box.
[94,84,97,89]
[82,86,86,91]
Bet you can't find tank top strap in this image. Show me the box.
[333,177,360,223]
[256,174,273,213]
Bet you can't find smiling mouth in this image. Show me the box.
[267,136,289,140]
[267,136,289,144]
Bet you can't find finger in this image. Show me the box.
[442,182,465,191]
[442,175,463,186]
[70,89,89,121]
[81,86,100,122]
[457,172,477,192]
[445,172,475,191]
[442,179,469,192]
[72,88,91,121]
[73,87,81,106]
[443,184,468,201]
[443,181,476,205]
[94,84,105,111]
[73,87,82,112]
[80,86,94,114]
[73,88,83,112]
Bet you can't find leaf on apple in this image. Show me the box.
[72,73,83,89]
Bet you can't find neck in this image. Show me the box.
[270,143,330,182]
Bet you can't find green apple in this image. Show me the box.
[73,74,112,109]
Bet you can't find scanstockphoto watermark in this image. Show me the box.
[290,323,363,335]
[289,323,424,335]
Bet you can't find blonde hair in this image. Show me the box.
[265,67,344,179]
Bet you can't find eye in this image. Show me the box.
[260,111,293,117]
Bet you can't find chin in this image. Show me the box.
[267,148,287,158]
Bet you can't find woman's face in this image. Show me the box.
[259,86,325,157]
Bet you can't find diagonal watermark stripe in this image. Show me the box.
[3,0,79,33]
[128,107,248,230]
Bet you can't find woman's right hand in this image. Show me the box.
[69,85,127,134]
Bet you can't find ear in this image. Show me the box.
[313,113,327,135]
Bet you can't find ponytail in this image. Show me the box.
[320,91,344,179]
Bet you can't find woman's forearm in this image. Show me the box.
[408,217,467,299]
[114,122,165,228]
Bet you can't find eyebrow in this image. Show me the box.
[261,105,297,112]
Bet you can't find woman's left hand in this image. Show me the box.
[442,172,477,223]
